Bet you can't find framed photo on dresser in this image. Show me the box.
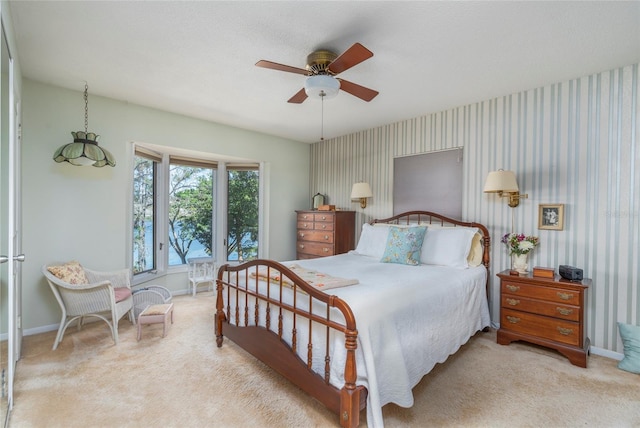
[538,204,564,230]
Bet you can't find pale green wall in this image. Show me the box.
[21,79,310,331]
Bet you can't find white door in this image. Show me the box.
[1,20,22,426]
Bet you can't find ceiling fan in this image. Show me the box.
[256,42,379,104]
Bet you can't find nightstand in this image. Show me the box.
[496,270,590,367]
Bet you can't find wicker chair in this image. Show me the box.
[43,263,136,350]
[132,285,172,319]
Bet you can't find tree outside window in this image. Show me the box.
[132,149,260,276]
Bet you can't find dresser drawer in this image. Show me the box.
[297,230,334,243]
[312,221,333,231]
[313,213,334,223]
[297,220,314,230]
[297,241,334,257]
[297,212,314,221]
[501,294,580,322]
[501,308,580,347]
[501,281,581,305]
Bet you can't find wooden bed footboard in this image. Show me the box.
[215,259,367,428]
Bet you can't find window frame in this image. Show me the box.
[130,143,264,286]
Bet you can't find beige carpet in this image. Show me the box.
[9,292,640,428]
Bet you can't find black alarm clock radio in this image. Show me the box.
[559,265,583,281]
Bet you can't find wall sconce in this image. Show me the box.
[351,182,373,209]
[52,83,115,167]
[483,169,528,207]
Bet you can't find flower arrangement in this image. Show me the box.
[501,233,539,256]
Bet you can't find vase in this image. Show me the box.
[512,253,529,273]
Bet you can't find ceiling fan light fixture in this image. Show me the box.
[304,75,340,100]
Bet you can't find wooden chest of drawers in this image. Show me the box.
[496,270,590,367]
[295,210,355,259]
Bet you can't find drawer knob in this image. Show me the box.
[557,292,573,300]
[506,315,520,324]
[321,216,327,220]
[556,307,574,316]
[506,284,520,292]
[557,327,573,336]
[303,215,309,219]
[299,244,304,249]
[322,225,327,229]
[323,248,329,252]
[506,298,520,306]
[324,235,329,240]
[299,233,305,238]
[302,223,308,228]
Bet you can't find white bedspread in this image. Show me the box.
[224,252,490,427]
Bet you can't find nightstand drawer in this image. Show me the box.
[501,308,580,347]
[501,281,581,305]
[297,230,334,243]
[501,295,580,322]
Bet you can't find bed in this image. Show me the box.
[215,211,491,427]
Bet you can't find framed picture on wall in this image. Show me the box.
[538,204,564,230]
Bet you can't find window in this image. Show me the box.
[227,166,259,261]
[132,152,157,274]
[132,145,261,277]
[168,162,215,266]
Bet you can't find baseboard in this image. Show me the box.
[590,346,623,361]
[24,323,59,337]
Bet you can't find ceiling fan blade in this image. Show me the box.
[256,60,309,76]
[287,88,308,104]
[338,79,379,102]
[327,43,373,75]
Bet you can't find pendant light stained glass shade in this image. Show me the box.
[52,83,116,167]
[53,131,116,167]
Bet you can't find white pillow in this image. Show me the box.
[420,226,478,269]
[354,223,390,258]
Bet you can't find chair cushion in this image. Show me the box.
[47,261,89,285]
[114,287,132,303]
[141,303,173,316]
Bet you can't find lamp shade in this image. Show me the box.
[304,75,340,99]
[53,132,116,167]
[483,170,519,193]
[351,182,373,199]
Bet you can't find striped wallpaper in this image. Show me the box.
[310,63,639,354]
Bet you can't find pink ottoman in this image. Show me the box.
[137,303,174,340]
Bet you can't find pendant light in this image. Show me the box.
[53,83,116,167]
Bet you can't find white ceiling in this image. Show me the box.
[8,1,640,144]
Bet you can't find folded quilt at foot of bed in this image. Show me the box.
[250,264,359,291]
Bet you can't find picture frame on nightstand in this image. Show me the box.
[538,204,564,230]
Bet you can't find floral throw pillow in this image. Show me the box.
[47,261,89,285]
[380,226,427,266]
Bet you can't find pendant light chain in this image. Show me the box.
[84,83,89,134]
